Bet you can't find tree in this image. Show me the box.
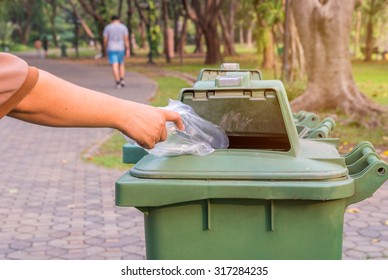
[170,0,189,59]
[183,0,223,64]
[281,0,305,83]
[77,0,110,56]
[290,0,385,128]
[162,0,172,63]
[8,0,37,44]
[361,0,387,61]
[43,0,59,47]
[218,0,238,56]
[134,0,161,64]
[126,0,136,55]
[253,0,283,70]
[236,0,256,48]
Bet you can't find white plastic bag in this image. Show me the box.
[126,99,229,156]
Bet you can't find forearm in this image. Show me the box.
[9,69,184,149]
[9,70,128,129]
[125,36,130,56]
[103,36,108,52]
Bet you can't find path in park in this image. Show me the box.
[0,54,387,260]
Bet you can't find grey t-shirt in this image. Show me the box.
[103,22,129,51]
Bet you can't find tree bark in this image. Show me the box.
[78,0,108,56]
[364,7,374,61]
[126,0,135,55]
[193,22,203,53]
[246,20,254,48]
[45,0,59,47]
[289,10,305,82]
[291,0,385,128]
[183,0,223,64]
[353,10,361,58]
[162,0,171,63]
[12,0,34,45]
[282,2,305,83]
[260,25,274,69]
[178,16,188,63]
[362,0,386,61]
[218,0,237,56]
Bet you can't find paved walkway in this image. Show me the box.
[0,55,153,259]
[0,54,387,260]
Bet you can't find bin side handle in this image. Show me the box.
[346,154,388,206]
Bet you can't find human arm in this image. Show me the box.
[8,69,184,149]
[103,35,108,53]
[124,35,130,57]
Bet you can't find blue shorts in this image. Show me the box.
[107,50,125,64]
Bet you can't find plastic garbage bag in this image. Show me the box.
[125,99,229,156]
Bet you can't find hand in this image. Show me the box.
[120,102,184,149]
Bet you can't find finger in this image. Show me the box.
[160,126,168,142]
[137,139,154,150]
[163,111,185,131]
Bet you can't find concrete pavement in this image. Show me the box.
[0,54,387,259]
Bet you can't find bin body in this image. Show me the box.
[116,144,358,260]
[143,198,345,260]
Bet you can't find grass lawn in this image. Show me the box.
[86,49,388,169]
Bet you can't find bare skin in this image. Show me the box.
[8,69,184,149]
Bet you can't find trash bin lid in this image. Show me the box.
[129,140,348,180]
[179,79,301,157]
[117,140,353,207]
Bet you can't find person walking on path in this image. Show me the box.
[0,52,184,149]
[103,15,130,89]
[42,34,49,58]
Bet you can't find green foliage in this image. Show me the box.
[148,0,162,58]
[255,0,284,25]
[0,21,16,49]
[253,0,284,54]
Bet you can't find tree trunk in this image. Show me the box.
[260,24,274,69]
[281,0,291,82]
[126,0,135,55]
[182,0,223,64]
[353,10,361,58]
[289,10,305,82]
[364,9,374,61]
[178,16,188,63]
[218,0,237,56]
[118,0,124,18]
[193,22,203,53]
[282,2,305,83]
[46,0,59,47]
[246,21,254,48]
[13,0,34,45]
[162,0,171,63]
[239,22,244,45]
[291,0,384,128]
[202,22,223,64]
[78,0,108,56]
[66,0,98,49]
[139,21,147,49]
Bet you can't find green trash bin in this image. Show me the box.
[116,77,388,260]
